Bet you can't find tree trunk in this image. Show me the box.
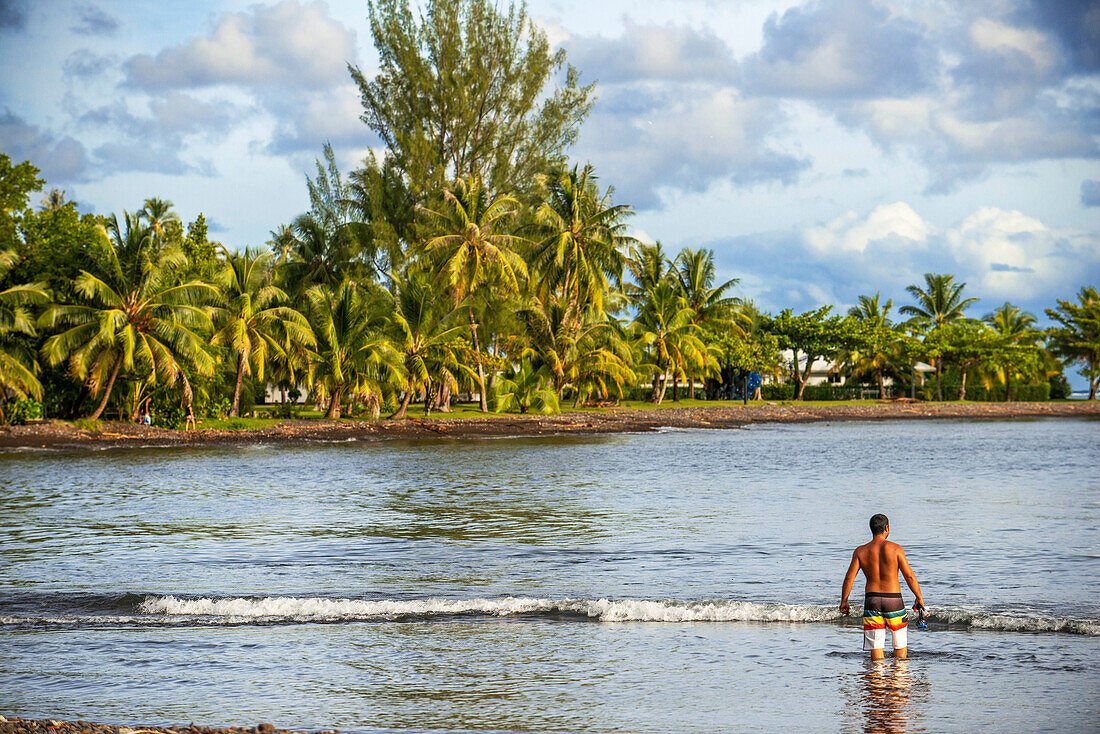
[792,349,805,400]
[231,352,246,417]
[468,306,488,413]
[795,350,813,401]
[391,385,413,419]
[437,382,452,412]
[1004,366,1011,402]
[672,374,679,402]
[650,373,660,402]
[1090,375,1098,400]
[325,384,343,419]
[958,370,967,401]
[935,358,943,401]
[877,369,886,400]
[657,372,668,404]
[88,355,123,421]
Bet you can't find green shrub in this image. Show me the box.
[760,384,795,400]
[3,399,44,425]
[73,418,103,432]
[1049,374,1072,400]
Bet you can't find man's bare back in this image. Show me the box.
[840,514,925,659]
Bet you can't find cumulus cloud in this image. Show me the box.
[566,20,737,84]
[71,4,118,36]
[124,0,356,91]
[707,201,1100,315]
[742,0,935,99]
[805,202,934,254]
[77,94,239,176]
[0,110,87,182]
[564,22,805,209]
[738,0,1100,192]
[1081,179,1100,206]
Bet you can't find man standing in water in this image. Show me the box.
[839,514,925,659]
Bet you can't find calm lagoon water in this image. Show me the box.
[1,418,1098,732]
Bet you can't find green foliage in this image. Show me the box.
[73,418,102,431]
[1049,373,1072,399]
[761,383,795,400]
[493,360,559,414]
[351,0,595,198]
[2,398,43,424]
[0,155,44,254]
[183,214,217,275]
[765,306,859,399]
[1046,286,1100,399]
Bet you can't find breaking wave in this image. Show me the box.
[2,595,1096,635]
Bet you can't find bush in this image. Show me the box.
[3,399,44,424]
[760,384,795,400]
[1048,375,1072,400]
[73,418,102,432]
[154,406,185,429]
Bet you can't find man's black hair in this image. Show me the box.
[870,514,889,536]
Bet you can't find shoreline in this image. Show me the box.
[0,719,321,734]
[1,401,1096,451]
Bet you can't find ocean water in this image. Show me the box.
[1,418,1097,732]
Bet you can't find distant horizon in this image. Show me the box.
[2,0,1097,376]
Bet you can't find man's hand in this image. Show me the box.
[839,600,850,615]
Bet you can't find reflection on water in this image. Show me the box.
[843,658,930,734]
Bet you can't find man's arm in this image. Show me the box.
[839,551,860,615]
[898,547,925,609]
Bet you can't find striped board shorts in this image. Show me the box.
[863,592,908,651]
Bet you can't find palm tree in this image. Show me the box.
[900,273,979,400]
[517,294,635,404]
[1046,287,1100,399]
[40,230,215,420]
[672,248,739,398]
[40,189,67,211]
[529,164,632,317]
[421,175,527,412]
[493,360,559,415]
[140,197,180,248]
[626,240,673,299]
[846,293,902,399]
[267,224,296,264]
[210,247,315,417]
[386,271,474,419]
[632,281,708,404]
[0,250,49,414]
[284,213,345,293]
[304,280,401,419]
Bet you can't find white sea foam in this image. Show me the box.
[139,595,843,623]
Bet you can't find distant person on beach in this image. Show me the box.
[140,399,152,426]
[839,514,925,659]
[184,404,196,431]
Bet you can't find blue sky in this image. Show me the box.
[1,0,1097,333]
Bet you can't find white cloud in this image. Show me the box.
[125,0,356,91]
[805,201,933,254]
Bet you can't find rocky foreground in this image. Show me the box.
[0,720,328,734]
[1,401,1096,451]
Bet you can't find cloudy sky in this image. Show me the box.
[1,0,1098,327]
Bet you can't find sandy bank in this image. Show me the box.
[1,401,1096,451]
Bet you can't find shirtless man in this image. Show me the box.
[839,513,925,659]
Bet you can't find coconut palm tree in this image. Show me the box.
[421,175,527,412]
[0,250,49,412]
[517,294,635,404]
[673,248,739,327]
[900,273,979,400]
[493,360,559,415]
[633,281,708,404]
[625,240,673,300]
[40,230,216,420]
[304,280,401,419]
[210,247,315,417]
[386,271,474,419]
[140,197,180,248]
[1046,287,1100,399]
[528,164,632,317]
[845,293,903,399]
[40,189,67,211]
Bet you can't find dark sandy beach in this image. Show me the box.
[0,719,321,734]
[1,401,1096,450]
